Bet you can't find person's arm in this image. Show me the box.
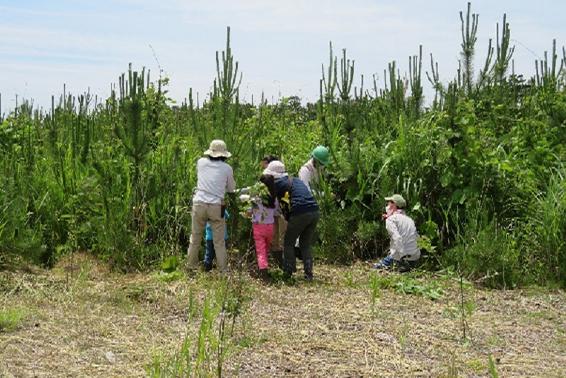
[385,218,404,259]
[273,178,284,200]
[298,166,312,193]
[226,166,236,193]
[195,158,202,184]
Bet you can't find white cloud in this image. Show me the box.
[173,0,411,34]
[1,0,564,109]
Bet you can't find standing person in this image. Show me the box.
[298,145,330,194]
[245,174,279,281]
[186,140,236,273]
[295,145,330,258]
[203,209,229,272]
[264,161,320,281]
[373,194,420,271]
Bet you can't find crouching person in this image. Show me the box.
[187,140,236,274]
[373,194,420,272]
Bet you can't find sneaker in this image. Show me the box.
[203,262,213,272]
[372,256,394,270]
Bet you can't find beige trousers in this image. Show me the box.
[187,202,228,272]
[271,215,287,252]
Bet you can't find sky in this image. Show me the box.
[1,0,565,110]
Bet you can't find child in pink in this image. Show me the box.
[249,175,279,281]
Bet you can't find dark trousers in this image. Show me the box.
[283,211,320,275]
[204,240,216,266]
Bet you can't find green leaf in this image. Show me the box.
[161,256,179,273]
[440,172,453,188]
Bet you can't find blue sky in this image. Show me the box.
[1,0,565,110]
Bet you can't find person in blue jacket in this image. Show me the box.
[263,161,319,281]
[203,209,229,272]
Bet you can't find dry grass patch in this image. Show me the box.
[0,259,564,377]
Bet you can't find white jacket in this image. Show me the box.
[385,211,420,261]
[298,159,319,194]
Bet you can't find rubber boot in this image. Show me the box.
[303,258,313,281]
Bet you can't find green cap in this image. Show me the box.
[311,145,330,166]
[385,194,406,208]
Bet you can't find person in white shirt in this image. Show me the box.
[373,194,420,271]
[298,146,330,194]
[295,146,329,257]
[186,140,236,273]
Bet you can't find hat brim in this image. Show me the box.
[313,156,330,166]
[262,168,287,179]
[204,149,232,158]
[385,196,406,208]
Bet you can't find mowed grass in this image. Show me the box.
[0,253,564,377]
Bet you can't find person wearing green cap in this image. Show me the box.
[373,194,420,271]
[298,145,329,194]
[295,146,329,259]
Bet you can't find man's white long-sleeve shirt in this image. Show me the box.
[192,157,236,204]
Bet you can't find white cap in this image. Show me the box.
[262,160,287,179]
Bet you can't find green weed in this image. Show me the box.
[0,307,26,332]
[488,354,500,378]
[368,274,381,315]
[343,270,355,288]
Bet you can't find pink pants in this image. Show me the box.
[253,223,274,269]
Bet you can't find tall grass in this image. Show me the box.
[0,4,564,286]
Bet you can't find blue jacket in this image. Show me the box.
[204,210,229,241]
[274,176,319,218]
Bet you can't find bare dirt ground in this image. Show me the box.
[1,254,564,377]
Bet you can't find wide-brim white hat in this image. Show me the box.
[204,139,232,158]
[263,160,287,179]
